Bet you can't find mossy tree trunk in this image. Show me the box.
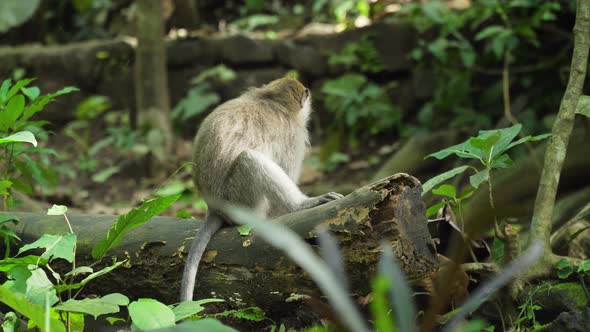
[4,174,438,318]
[525,0,590,276]
[134,0,173,160]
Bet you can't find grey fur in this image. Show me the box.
[180,78,344,302]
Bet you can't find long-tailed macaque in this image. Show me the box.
[180,77,343,301]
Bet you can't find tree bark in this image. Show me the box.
[134,0,173,160]
[5,174,437,317]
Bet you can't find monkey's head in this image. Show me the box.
[257,77,311,120]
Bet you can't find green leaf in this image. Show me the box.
[3,266,30,295]
[478,124,521,159]
[48,86,79,98]
[16,154,44,186]
[557,266,573,279]
[426,201,448,217]
[175,210,194,219]
[237,225,253,236]
[421,1,446,23]
[0,256,47,272]
[1,311,17,331]
[426,140,482,161]
[432,184,457,199]
[0,131,37,146]
[421,166,470,194]
[65,266,93,277]
[172,298,225,321]
[0,226,20,242]
[56,261,125,292]
[4,78,34,103]
[577,259,590,273]
[0,285,65,332]
[491,154,513,169]
[2,94,25,130]
[23,267,59,307]
[54,293,129,319]
[154,180,187,196]
[0,0,40,33]
[0,181,13,196]
[575,95,590,117]
[98,293,129,306]
[475,25,506,40]
[555,258,573,279]
[469,133,501,161]
[219,306,266,322]
[129,299,175,330]
[0,79,11,103]
[18,233,76,263]
[369,276,395,332]
[92,195,181,260]
[18,95,51,125]
[47,204,68,216]
[502,133,551,153]
[21,87,40,101]
[16,146,59,157]
[469,169,490,189]
[491,237,504,263]
[489,30,518,58]
[459,47,476,67]
[91,166,121,183]
[172,86,220,121]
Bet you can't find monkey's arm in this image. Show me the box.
[230,149,343,215]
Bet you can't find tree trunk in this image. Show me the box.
[5,174,438,317]
[529,0,590,252]
[134,0,173,161]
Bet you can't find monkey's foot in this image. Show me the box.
[300,192,344,209]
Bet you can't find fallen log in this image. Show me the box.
[4,174,438,317]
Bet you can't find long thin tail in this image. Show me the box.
[180,213,223,301]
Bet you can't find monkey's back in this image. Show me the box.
[193,93,308,201]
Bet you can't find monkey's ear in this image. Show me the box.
[300,88,310,107]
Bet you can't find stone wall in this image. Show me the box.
[0,22,430,128]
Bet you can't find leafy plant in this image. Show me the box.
[397,0,565,131]
[328,36,384,73]
[64,95,111,174]
[515,283,552,330]
[313,0,370,27]
[70,0,115,41]
[423,124,549,195]
[426,184,473,218]
[172,65,237,123]
[92,195,181,260]
[0,78,77,209]
[0,214,20,258]
[0,191,186,330]
[322,73,400,147]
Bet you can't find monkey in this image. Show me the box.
[180,77,344,302]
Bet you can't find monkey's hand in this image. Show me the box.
[299,192,344,210]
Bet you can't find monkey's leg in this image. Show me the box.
[180,213,223,302]
[229,149,343,216]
